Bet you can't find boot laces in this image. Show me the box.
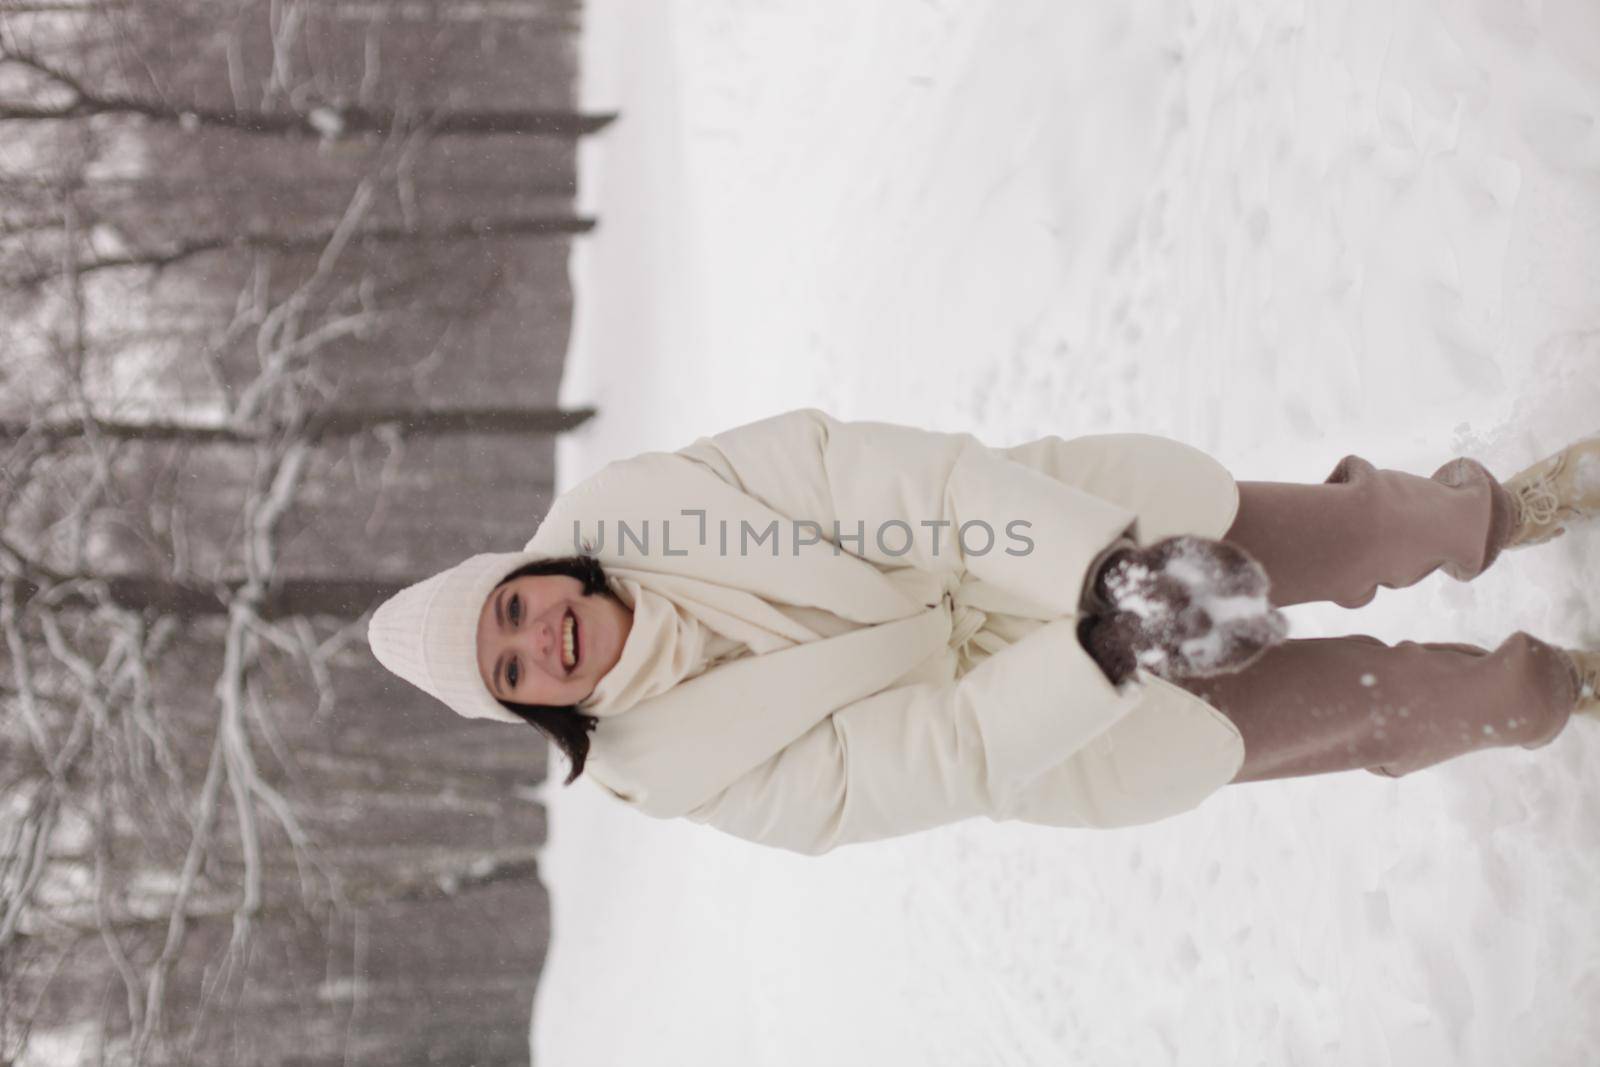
[1573,653,1600,702]
[1515,477,1562,530]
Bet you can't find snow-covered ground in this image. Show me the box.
[535,2,1600,1063]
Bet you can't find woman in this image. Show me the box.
[367,408,1600,855]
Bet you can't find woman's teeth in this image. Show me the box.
[562,612,577,669]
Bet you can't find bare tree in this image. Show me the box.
[2,213,597,291]
[3,171,560,1067]
[0,2,583,1063]
[0,403,597,444]
[0,3,615,141]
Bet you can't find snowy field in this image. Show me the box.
[534,2,1600,1064]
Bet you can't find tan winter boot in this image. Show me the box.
[1561,648,1600,719]
[1502,434,1600,549]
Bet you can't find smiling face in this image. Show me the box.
[475,574,633,708]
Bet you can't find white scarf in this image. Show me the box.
[578,569,846,717]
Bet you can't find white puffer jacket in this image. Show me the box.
[522,408,1245,855]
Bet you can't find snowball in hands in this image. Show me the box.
[1082,536,1289,684]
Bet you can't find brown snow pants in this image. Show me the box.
[1174,455,1583,783]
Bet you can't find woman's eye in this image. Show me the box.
[507,659,519,688]
[509,594,522,625]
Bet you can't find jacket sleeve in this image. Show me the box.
[676,408,1144,619]
[681,617,1146,856]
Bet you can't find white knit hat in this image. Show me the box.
[367,550,551,724]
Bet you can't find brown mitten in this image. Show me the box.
[1079,535,1289,685]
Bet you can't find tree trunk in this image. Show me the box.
[0,405,596,444]
[7,215,597,288]
[0,98,617,139]
[10,574,431,620]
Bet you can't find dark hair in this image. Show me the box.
[493,553,610,785]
